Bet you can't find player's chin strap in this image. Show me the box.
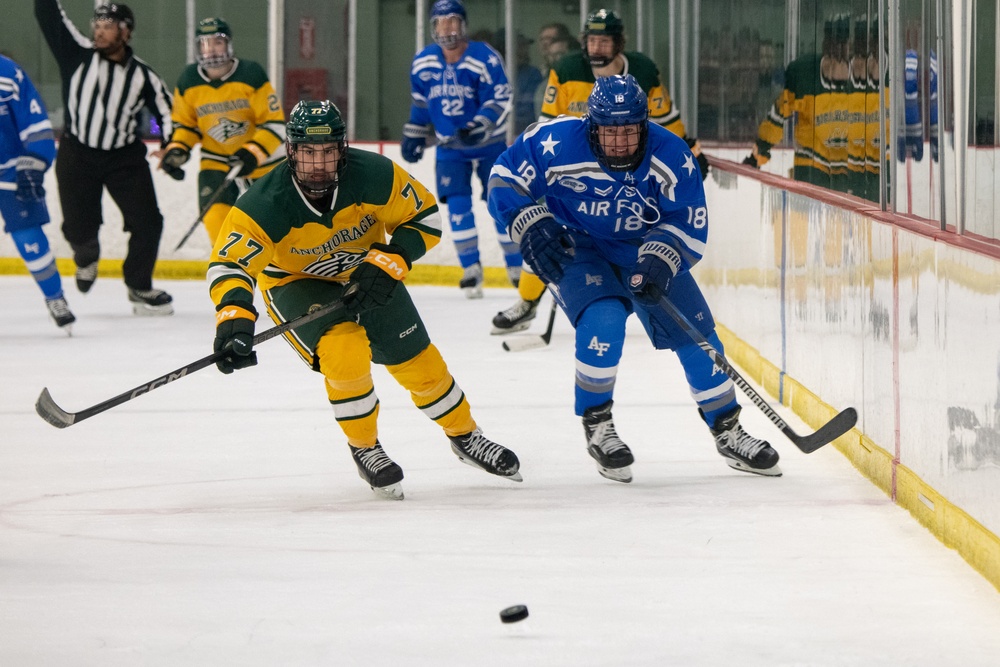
[35,285,360,429]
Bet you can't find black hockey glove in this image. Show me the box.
[15,153,47,202]
[456,116,495,146]
[685,137,710,181]
[160,146,190,181]
[228,147,259,176]
[510,205,575,285]
[214,303,258,374]
[628,241,681,306]
[401,123,431,163]
[741,154,759,168]
[344,243,411,313]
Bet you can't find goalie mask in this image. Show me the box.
[587,75,649,172]
[196,17,234,70]
[286,100,348,197]
[583,8,625,68]
[431,0,468,50]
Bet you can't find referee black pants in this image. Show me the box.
[55,136,164,291]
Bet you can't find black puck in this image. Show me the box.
[499,604,529,623]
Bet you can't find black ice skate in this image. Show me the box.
[449,428,523,481]
[45,295,76,334]
[459,262,483,299]
[582,400,634,483]
[128,287,174,316]
[350,443,405,500]
[707,406,782,476]
[491,297,540,335]
[75,261,98,293]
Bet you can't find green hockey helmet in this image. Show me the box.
[196,17,234,69]
[286,100,348,197]
[583,9,625,67]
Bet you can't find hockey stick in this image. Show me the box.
[0,182,17,191]
[173,165,241,251]
[658,296,857,453]
[35,284,359,429]
[502,299,558,352]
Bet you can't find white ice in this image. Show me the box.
[2,276,999,666]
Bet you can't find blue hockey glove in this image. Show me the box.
[456,116,495,146]
[15,154,48,202]
[401,136,425,163]
[509,205,575,285]
[160,145,190,181]
[228,147,259,176]
[628,241,681,306]
[214,303,258,374]
[685,137,710,181]
[344,243,411,313]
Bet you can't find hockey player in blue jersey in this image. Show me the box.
[0,55,75,333]
[401,0,521,298]
[488,75,781,482]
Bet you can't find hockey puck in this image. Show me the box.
[499,604,529,623]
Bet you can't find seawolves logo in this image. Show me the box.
[207,117,250,143]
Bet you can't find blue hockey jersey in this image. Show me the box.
[408,41,511,152]
[0,56,56,187]
[487,116,707,271]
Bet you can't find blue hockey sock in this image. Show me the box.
[446,194,479,268]
[493,217,522,269]
[676,331,738,426]
[11,227,63,300]
[574,299,628,415]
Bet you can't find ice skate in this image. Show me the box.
[459,263,483,299]
[707,406,782,476]
[128,287,174,316]
[75,261,98,293]
[582,400,634,483]
[350,443,405,500]
[45,295,76,334]
[449,428,522,481]
[491,297,539,335]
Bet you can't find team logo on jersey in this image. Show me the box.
[302,248,369,278]
[207,117,250,144]
[587,336,611,356]
[558,177,587,193]
[585,273,603,286]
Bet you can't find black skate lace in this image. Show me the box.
[724,427,767,458]
[460,429,505,466]
[47,298,71,317]
[356,446,395,473]
[76,263,98,280]
[130,288,166,299]
[592,422,629,454]
[501,300,534,319]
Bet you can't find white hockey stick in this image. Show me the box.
[502,300,558,352]
[173,165,241,251]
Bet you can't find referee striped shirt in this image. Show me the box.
[35,0,173,150]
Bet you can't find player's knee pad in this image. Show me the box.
[11,226,53,265]
[386,344,475,436]
[576,298,628,365]
[446,194,475,231]
[317,322,374,393]
[202,203,232,246]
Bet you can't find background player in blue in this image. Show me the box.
[487,75,780,482]
[401,0,521,298]
[0,55,75,333]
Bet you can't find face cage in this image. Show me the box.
[287,140,348,197]
[588,122,648,172]
[432,16,466,50]
[584,35,624,68]
[197,36,234,69]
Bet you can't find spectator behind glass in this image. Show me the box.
[537,22,580,71]
[495,28,544,135]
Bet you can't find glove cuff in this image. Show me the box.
[509,205,554,244]
[364,243,410,279]
[16,154,48,171]
[215,302,257,324]
[403,123,433,139]
[638,241,681,276]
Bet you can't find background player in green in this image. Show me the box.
[208,100,522,500]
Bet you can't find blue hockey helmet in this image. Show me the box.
[431,0,467,50]
[587,75,649,172]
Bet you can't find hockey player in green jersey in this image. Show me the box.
[208,100,522,500]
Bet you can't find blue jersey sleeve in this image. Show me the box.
[486,130,548,230]
[469,43,511,127]
[407,49,436,129]
[0,56,56,167]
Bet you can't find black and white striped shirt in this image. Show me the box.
[35,0,172,150]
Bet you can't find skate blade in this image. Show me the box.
[491,320,532,335]
[596,464,632,483]
[451,448,523,482]
[371,482,405,500]
[725,460,783,477]
[462,286,484,299]
[57,323,74,336]
[132,303,175,317]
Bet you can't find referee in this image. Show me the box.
[35,0,175,315]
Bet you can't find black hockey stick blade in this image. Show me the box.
[173,165,241,251]
[502,299,558,352]
[658,295,857,453]
[35,285,359,429]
